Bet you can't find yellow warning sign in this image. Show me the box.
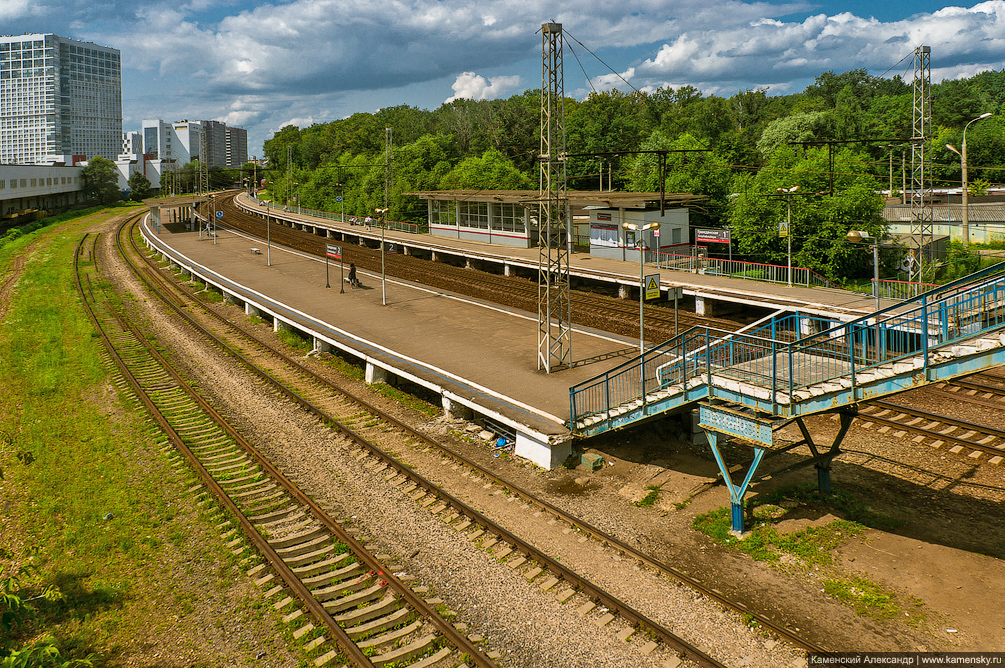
[644,274,661,300]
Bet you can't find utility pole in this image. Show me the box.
[910,45,932,282]
[888,146,894,197]
[538,21,571,373]
[382,128,392,307]
[946,113,993,247]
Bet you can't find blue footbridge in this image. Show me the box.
[569,262,1005,532]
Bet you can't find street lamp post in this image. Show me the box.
[621,221,660,357]
[947,112,992,247]
[777,186,799,287]
[847,230,880,311]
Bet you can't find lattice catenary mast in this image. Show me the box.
[537,22,572,373]
[910,45,932,282]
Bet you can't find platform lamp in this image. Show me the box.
[621,221,660,357]
[375,207,389,306]
[847,230,879,311]
[946,112,993,247]
[777,186,799,286]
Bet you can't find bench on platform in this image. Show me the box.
[251,248,262,254]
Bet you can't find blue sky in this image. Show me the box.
[4,0,1003,156]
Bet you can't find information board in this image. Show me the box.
[695,228,730,244]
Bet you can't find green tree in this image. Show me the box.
[933,79,984,128]
[127,171,151,202]
[756,111,832,157]
[729,88,772,131]
[728,146,886,280]
[438,149,532,190]
[566,89,650,189]
[625,131,734,229]
[80,157,120,205]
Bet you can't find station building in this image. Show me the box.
[0,163,84,221]
[407,189,699,258]
[883,201,1005,246]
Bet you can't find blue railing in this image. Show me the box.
[570,261,1005,430]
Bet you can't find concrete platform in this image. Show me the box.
[141,215,642,470]
[232,193,891,321]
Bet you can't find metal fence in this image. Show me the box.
[252,197,426,234]
[570,261,1005,430]
[873,278,939,301]
[655,251,839,289]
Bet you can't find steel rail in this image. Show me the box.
[76,225,385,668]
[126,217,730,667]
[863,400,1005,458]
[115,218,497,668]
[130,218,825,658]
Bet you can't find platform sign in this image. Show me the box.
[326,244,341,260]
[778,221,788,238]
[215,210,223,220]
[644,274,661,300]
[695,228,730,244]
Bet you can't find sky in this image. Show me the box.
[4,0,1004,157]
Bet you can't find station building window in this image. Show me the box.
[459,201,488,229]
[495,203,524,233]
[0,180,5,189]
[434,201,456,227]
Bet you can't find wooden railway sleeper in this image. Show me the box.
[303,559,364,588]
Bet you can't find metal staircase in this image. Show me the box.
[569,262,1005,532]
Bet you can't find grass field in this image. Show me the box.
[0,209,294,666]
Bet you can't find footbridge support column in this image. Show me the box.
[699,403,856,534]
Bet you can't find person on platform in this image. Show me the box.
[348,263,358,288]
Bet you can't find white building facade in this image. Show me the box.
[0,164,83,216]
[140,118,248,169]
[0,33,122,165]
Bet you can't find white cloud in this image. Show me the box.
[445,72,522,102]
[630,1,1005,89]
[0,0,33,21]
[29,0,1005,155]
[588,67,635,93]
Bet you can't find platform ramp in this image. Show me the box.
[570,262,1005,437]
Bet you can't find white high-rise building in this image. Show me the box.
[141,119,202,165]
[141,119,248,168]
[0,33,122,164]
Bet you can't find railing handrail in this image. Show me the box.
[570,262,1005,429]
[246,196,425,234]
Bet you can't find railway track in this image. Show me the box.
[217,194,743,343]
[126,217,828,661]
[857,396,1005,465]
[80,222,498,668]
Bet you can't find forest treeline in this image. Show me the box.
[260,68,1005,281]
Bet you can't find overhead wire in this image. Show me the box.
[562,28,714,152]
[564,40,597,96]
